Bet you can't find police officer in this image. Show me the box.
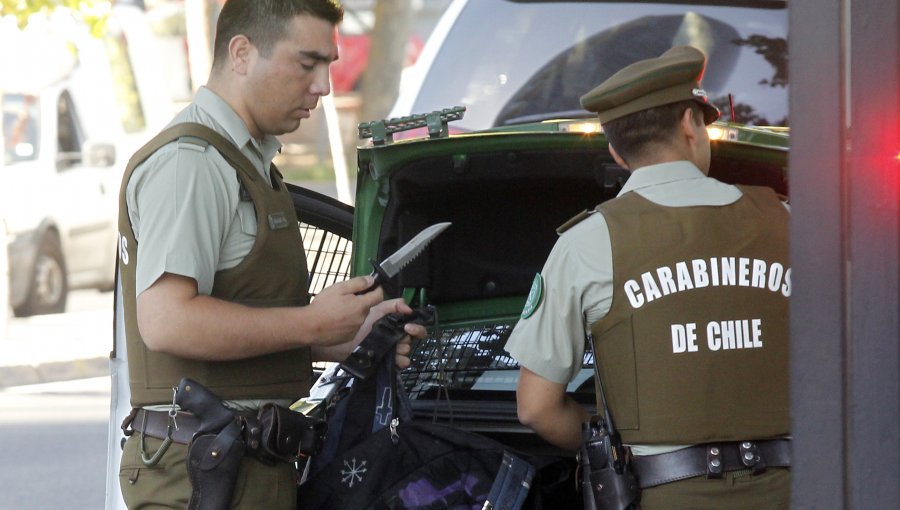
[115,1,425,508]
[506,46,791,509]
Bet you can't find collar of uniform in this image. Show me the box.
[617,160,705,197]
[193,87,283,168]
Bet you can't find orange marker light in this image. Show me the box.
[707,126,725,141]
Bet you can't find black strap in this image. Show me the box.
[585,335,622,448]
[631,439,791,488]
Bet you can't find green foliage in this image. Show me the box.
[0,0,109,36]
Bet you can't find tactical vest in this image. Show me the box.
[117,123,312,406]
[589,186,790,444]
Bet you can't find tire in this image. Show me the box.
[13,233,68,317]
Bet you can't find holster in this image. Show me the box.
[176,378,245,510]
[186,422,244,510]
[174,378,327,509]
[579,416,640,510]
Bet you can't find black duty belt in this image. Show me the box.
[631,439,791,488]
[128,409,201,445]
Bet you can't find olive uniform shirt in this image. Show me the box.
[505,160,776,455]
[125,87,290,411]
[125,86,281,297]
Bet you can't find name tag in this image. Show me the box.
[268,212,290,230]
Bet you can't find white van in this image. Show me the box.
[1,84,122,316]
[1,212,8,330]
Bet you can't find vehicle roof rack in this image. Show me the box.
[358,106,466,145]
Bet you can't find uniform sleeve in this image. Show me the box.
[126,142,240,296]
[505,213,616,385]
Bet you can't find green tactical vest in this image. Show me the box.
[117,123,312,406]
[589,186,790,444]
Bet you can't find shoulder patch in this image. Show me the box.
[176,136,210,152]
[521,273,544,319]
[556,208,596,235]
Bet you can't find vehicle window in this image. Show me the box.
[57,90,84,169]
[2,93,41,164]
[412,0,788,130]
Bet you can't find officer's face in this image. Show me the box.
[243,15,338,138]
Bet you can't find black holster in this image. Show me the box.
[176,378,245,510]
[175,378,327,510]
[579,416,640,510]
[186,422,244,510]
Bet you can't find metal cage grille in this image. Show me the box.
[402,322,596,402]
[300,222,352,297]
[402,323,518,400]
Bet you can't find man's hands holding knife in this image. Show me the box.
[310,222,450,366]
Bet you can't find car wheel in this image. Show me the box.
[13,233,68,317]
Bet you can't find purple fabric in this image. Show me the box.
[398,474,485,509]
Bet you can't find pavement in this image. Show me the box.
[0,296,112,388]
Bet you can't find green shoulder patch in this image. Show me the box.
[521,273,544,319]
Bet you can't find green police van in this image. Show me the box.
[292,108,788,506]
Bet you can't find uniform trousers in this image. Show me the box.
[638,467,790,510]
[119,433,297,509]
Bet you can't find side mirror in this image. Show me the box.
[83,140,116,167]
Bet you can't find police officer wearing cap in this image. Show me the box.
[506,46,791,509]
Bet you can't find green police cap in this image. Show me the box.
[580,45,720,125]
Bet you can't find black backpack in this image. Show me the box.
[297,322,535,510]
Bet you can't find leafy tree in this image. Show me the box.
[0,1,146,132]
[733,35,788,88]
[0,0,108,35]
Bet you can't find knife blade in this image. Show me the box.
[359,221,451,294]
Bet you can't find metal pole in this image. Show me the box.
[321,86,354,205]
[791,0,900,508]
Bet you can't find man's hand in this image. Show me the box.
[304,275,385,347]
[311,298,428,366]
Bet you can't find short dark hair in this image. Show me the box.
[602,100,703,165]
[212,0,343,69]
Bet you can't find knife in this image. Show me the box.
[358,221,451,294]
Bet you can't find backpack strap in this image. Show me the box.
[485,451,537,510]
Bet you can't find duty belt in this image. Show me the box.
[122,404,326,465]
[127,409,201,445]
[631,439,791,488]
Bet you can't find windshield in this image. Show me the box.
[410,0,788,130]
[3,93,41,164]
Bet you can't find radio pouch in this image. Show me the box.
[579,417,639,510]
[257,402,327,463]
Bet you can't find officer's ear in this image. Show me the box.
[608,143,630,170]
[229,35,254,75]
[680,107,704,145]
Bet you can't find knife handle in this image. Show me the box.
[356,258,391,295]
[339,305,436,380]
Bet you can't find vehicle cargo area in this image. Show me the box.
[359,134,788,508]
